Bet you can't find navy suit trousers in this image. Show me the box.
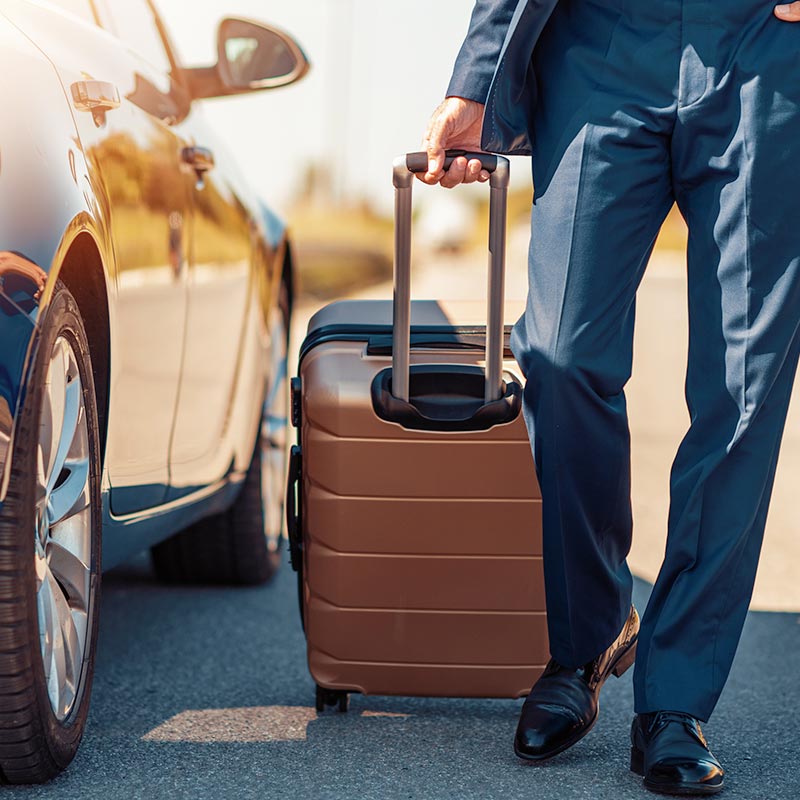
[510,0,800,720]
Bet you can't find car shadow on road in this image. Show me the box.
[7,556,798,800]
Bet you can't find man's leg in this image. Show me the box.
[510,0,679,761]
[628,7,800,795]
[511,0,676,671]
[634,5,800,722]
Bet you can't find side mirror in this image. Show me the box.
[217,18,310,92]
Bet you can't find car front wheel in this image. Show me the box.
[0,283,101,783]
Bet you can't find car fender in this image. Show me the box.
[0,14,112,502]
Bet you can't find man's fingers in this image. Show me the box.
[775,3,800,20]
[418,156,490,187]
[416,140,441,185]
[440,156,468,189]
[423,115,449,182]
[425,145,445,182]
[461,158,483,184]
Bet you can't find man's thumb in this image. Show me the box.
[426,138,445,178]
[775,2,800,19]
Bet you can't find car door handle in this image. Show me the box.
[71,80,121,126]
[181,146,215,173]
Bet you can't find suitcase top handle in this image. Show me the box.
[389,151,511,407]
[401,151,510,187]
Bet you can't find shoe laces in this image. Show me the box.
[648,711,707,746]
[542,658,592,684]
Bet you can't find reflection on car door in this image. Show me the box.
[95,0,201,514]
[33,0,194,514]
[166,114,258,499]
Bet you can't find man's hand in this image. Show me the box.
[419,97,490,188]
[775,3,800,20]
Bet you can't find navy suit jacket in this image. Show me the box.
[446,0,559,155]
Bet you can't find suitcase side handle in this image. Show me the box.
[390,150,510,406]
[286,445,303,573]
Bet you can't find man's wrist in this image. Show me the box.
[444,95,485,108]
[445,76,491,106]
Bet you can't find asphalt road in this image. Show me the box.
[7,556,798,800]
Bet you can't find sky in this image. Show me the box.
[157,0,532,215]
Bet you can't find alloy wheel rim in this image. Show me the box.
[35,335,92,721]
[261,310,289,553]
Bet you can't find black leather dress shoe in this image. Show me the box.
[631,711,724,795]
[514,606,639,762]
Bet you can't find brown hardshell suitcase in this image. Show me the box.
[287,152,546,712]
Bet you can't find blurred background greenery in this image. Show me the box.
[289,185,689,301]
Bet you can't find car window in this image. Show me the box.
[45,0,98,24]
[100,0,172,74]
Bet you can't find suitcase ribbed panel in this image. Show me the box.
[306,542,546,610]
[307,598,548,664]
[306,486,542,556]
[305,429,538,499]
[308,651,543,699]
[299,309,547,699]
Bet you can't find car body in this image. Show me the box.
[0,0,307,782]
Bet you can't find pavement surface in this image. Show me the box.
[10,232,800,798]
[8,560,798,800]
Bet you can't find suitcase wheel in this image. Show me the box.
[315,685,349,714]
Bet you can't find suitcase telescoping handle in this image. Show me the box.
[391,150,510,404]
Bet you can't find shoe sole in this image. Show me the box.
[514,637,638,764]
[641,779,724,797]
[631,747,724,796]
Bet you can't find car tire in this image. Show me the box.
[0,283,102,784]
[151,281,290,586]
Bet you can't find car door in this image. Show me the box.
[89,0,198,514]
[6,0,196,514]
[161,72,259,496]
[167,119,258,498]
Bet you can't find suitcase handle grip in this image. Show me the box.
[405,150,501,176]
[390,151,510,406]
